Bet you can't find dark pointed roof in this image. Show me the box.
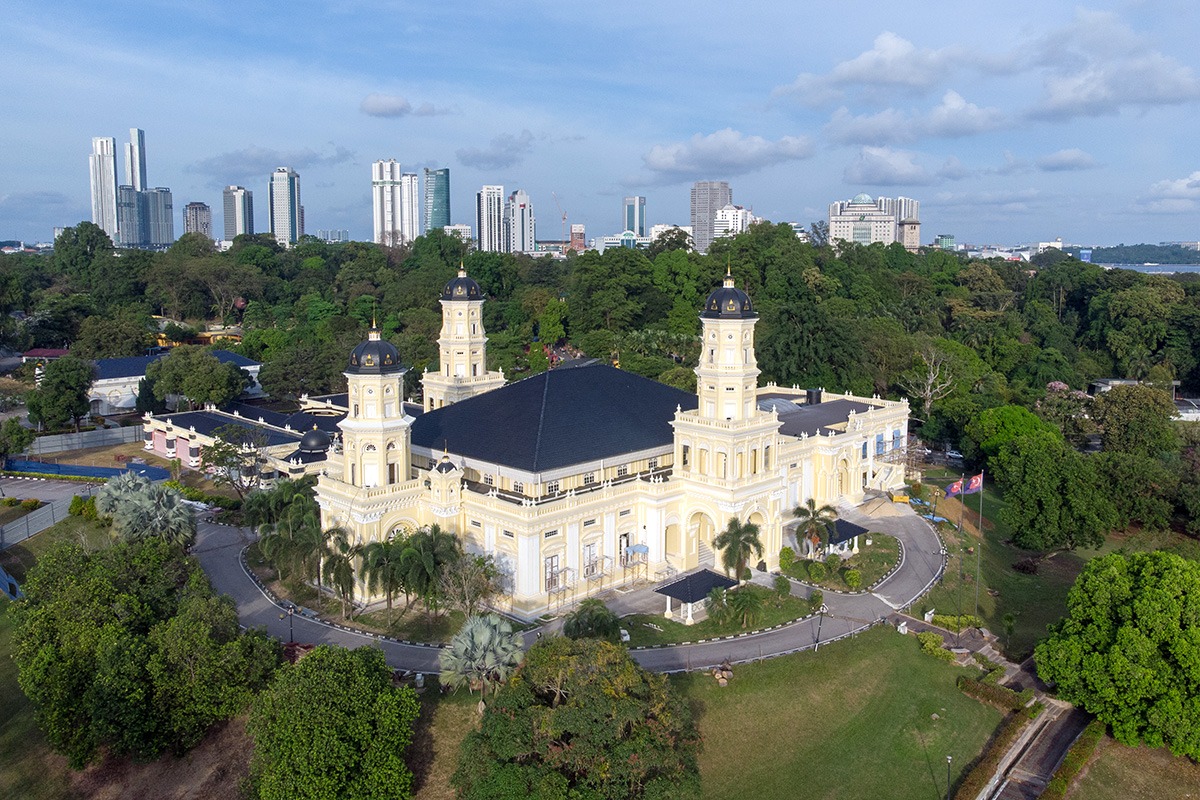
[702,272,755,319]
[441,266,483,301]
[655,569,737,603]
[410,363,698,472]
[347,328,403,375]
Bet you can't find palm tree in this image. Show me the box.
[727,587,764,628]
[361,533,410,627]
[562,598,621,642]
[399,524,462,618]
[323,527,361,619]
[439,613,525,701]
[793,498,839,558]
[96,473,196,548]
[713,517,763,582]
[257,497,321,582]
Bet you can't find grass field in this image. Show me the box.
[785,534,901,590]
[1067,736,1200,799]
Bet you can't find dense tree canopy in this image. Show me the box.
[25,354,93,430]
[454,636,701,800]
[11,539,279,768]
[1036,551,1200,759]
[248,645,420,800]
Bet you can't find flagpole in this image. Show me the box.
[956,472,965,644]
[974,470,983,620]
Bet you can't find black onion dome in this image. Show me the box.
[299,426,331,453]
[702,273,756,319]
[347,328,403,374]
[441,267,482,301]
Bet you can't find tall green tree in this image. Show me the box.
[712,517,764,580]
[399,524,462,616]
[0,416,34,459]
[26,354,93,431]
[1036,551,1200,759]
[792,498,839,556]
[361,533,411,625]
[146,345,248,409]
[1091,383,1180,458]
[248,645,420,800]
[454,637,700,800]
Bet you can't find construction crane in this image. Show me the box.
[552,192,568,253]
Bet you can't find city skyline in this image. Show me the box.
[4,2,1200,245]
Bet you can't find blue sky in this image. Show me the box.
[2,0,1200,247]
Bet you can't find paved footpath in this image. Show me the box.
[192,499,947,674]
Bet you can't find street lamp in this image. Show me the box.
[814,603,828,651]
[946,755,953,800]
[278,604,294,644]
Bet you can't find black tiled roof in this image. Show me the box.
[763,397,878,438]
[411,363,697,472]
[655,569,738,603]
[830,518,869,546]
[94,349,259,381]
[157,410,302,447]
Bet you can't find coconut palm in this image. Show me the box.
[257,498,321,582]
[322,527,360,619]
[712,517,763,582]
[562,598,621,642]
[361,532,410,627]
[439,613,525,700]
[727,587,764,628]
[399,524,462,617]
[793,498,839,558]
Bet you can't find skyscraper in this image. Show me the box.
[505,189,535,253]
[371,159,403,245]
[423,168,450,233]
[269,167,302,246]
[223,186,254,240]
[623,196,646,237]
[476,185,505,253]
[400,172,419,244]
[690,181,731,254]
[89,137,119,240]
[145,188,174,247]
[116,185,146,246]
[184,202,212,239]
[124,128,147,192]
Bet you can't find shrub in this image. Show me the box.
[956,676,1031,711]
[20,498,41,511]
[205,494,241,510]
[952,713,1034,800]
[809,589,823,611]
[81,495,98,521]
[807,560,827,582]
[778,546,795,572]
[917,631,955,662]
[1041,719,1105,800]
[69,495,85,516]
[844,569,862,590]
[825,553,842,571]
[2,496,20,507]
[932,613,984,632]
[772,575,791,599]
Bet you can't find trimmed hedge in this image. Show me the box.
[932,613,984,632]
[957,676,1033,711]
[952,712,1034,800]
[0,470,108,484]
[1040,719,1105,800]
[917,631,955,662]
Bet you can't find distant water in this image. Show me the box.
[1099,264,1200,274]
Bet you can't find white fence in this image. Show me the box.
[24,427,143,456]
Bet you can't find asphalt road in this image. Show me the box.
[8,478,948,674]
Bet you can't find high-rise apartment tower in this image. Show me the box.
[505,189,536,253]
[184,202,213,239]
[623,196,646,237]
[124,128,147,191]
[475,185,505,253]
[689,181,731,254]
[424,168,450,233]
[89,137,119,240]
[223,186,254,240]
[269,167,302,246]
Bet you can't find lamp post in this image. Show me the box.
[814,603,828,651]
[946,754,952,800]
[278,604,294,644]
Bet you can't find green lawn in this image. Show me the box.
[0,599,74,800]
[622,585,813,647]
[1067,736,1200,799]
[0,516,110,584]
[674,626,1003,800]
[785,534,900,590]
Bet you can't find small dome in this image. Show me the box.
[441,267,482,301]
[434,453,458,473]
[348,328,403,375]
[702,272,756,319]
[299,426,331,453]
[850,192,874,204]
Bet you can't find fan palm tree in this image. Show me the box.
[361,532,410,627]
[439,613,525,700]
[322,527,361,619]
[97,474,196,548]
[713,517,763,582]
[793,498,839,558]
[399,524,462,618]
[562,598,621,642]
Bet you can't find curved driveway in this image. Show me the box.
[192,501,946,674]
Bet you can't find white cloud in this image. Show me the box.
[843,147,937,186]
[824,91,1006,145]
[931,188,1044,211]
[824,107,913,145]
[360,93,452,118]
[923,91,1006,137]
[1036,148,1098,172]
[641,129,813,181]
[776,32,960,105]
[456,130,535,170]
[1146,171,1200,199]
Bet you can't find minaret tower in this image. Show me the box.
[696,267,761,421]
[422,265,505,411]
[338,326,412,488]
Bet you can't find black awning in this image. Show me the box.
[830,519,869,546]
[654,569,738,604]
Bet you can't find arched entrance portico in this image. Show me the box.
[686,511,717,570]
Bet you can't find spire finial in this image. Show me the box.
[458,260,467,278]
[723,259,735,288]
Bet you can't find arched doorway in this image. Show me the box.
[687,511,717,568]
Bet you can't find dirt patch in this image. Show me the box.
[69,717,251,800]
